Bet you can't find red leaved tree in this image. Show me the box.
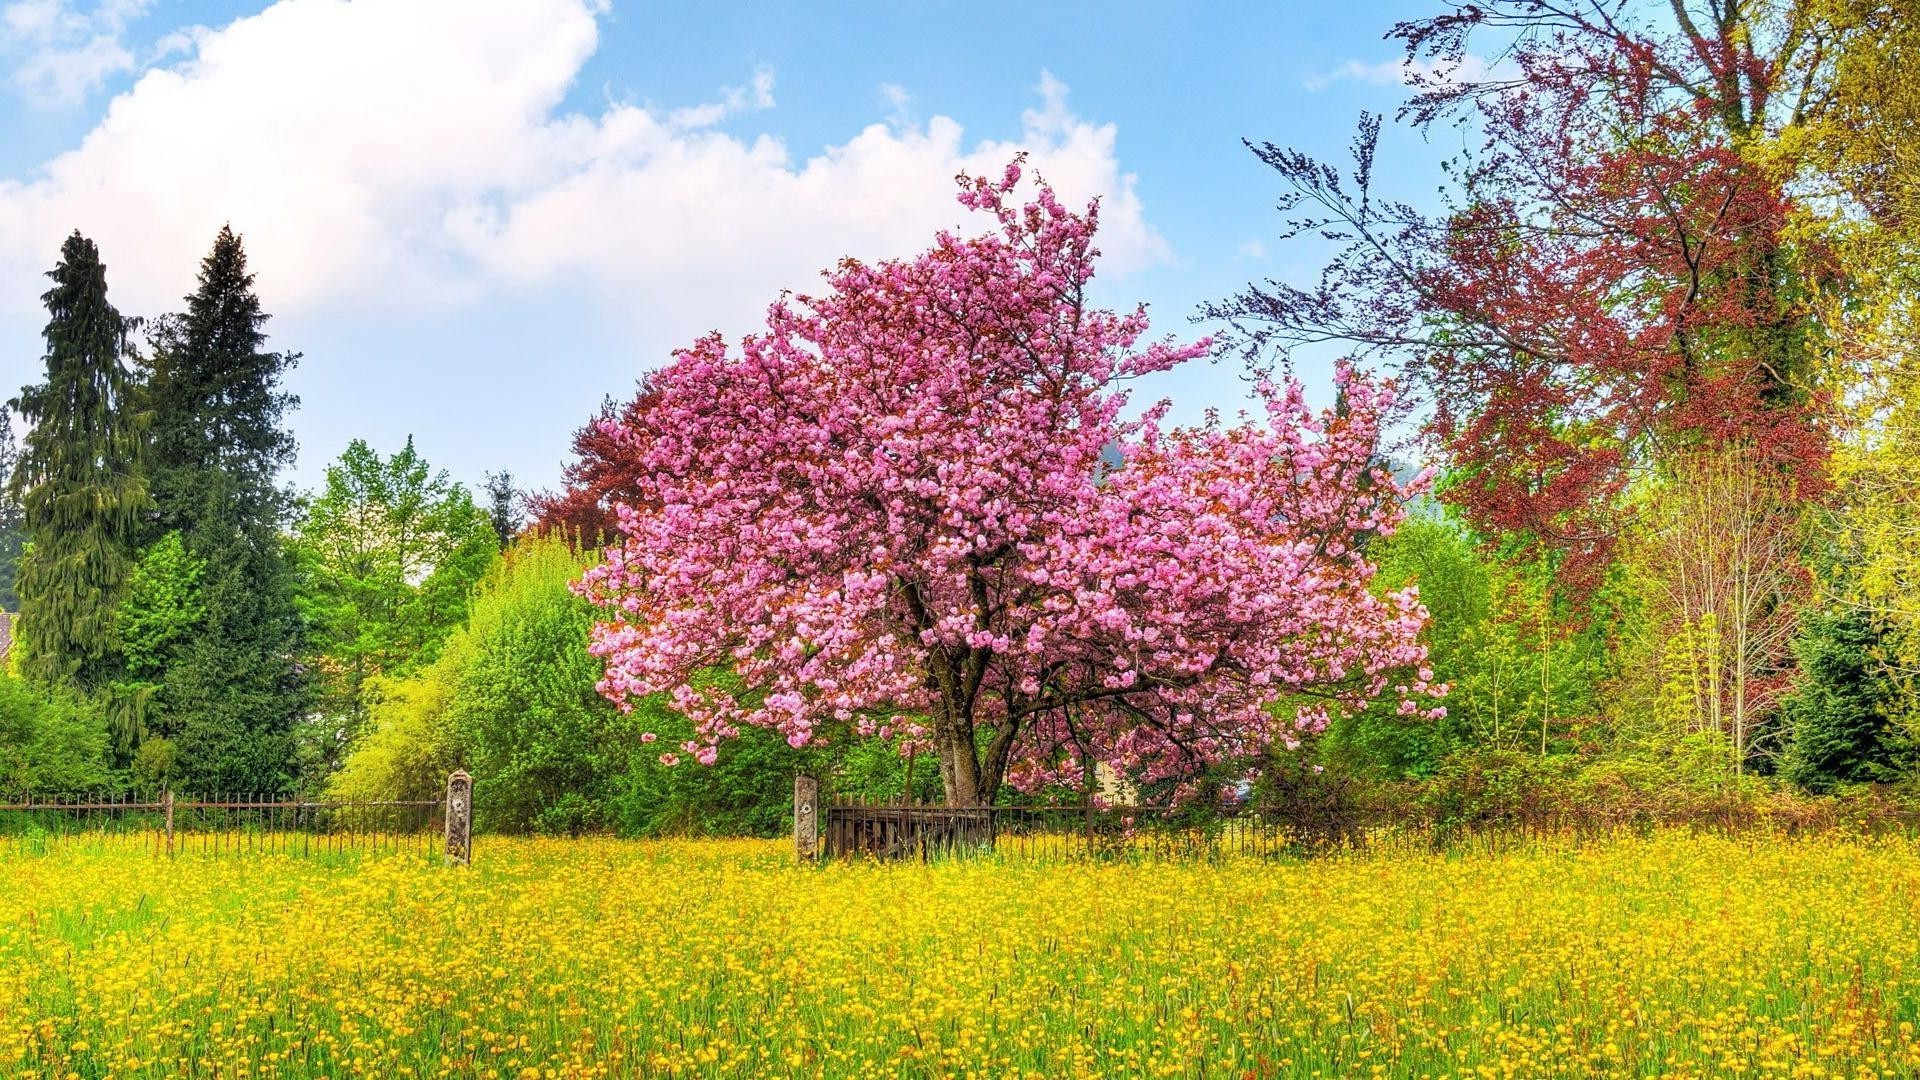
[1207,1,1838,593]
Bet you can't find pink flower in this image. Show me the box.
[575,161,1439,804]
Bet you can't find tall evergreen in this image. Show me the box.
[137,225,304,791]
[0,409,23,611]
[8,232,148,692]
[485,470,521,550]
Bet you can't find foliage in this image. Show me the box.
[1322,515,1613,777]
[1805,7,1920,713]
[1625,450,1809,773]
[109,532,203,765]
[0,674,113,795]
[1406,744,1798,834]
[136,225,305,793]
[439,536,639,833]
[294,437,496,775]
[582,163,1438,807]
[333,535,811,835]
[8,232,148,692]
[603,699,823,838]
[1782,607,1907,792]
[116,533,206,682]
[326,673,455,807]
[1210,3,1838,592]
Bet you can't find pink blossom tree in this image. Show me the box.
[580,163,1442,806]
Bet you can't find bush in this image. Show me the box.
[329,535,820,836]
[327,673,456,805]
[439,537,633,833]
[0,675,114,795]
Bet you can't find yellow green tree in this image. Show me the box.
[1791,3,1920,719]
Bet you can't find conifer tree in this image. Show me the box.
[0,409,23,611]
[136,225,304,791]
[484,470,521,550]
[8,232,148,692]
[1782,610,1907,793]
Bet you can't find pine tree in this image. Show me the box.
[8,232,148,693]
[136,225,304,791]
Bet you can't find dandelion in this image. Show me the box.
[0,831,1915,1079]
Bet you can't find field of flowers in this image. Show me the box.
[1,831,1918,1079]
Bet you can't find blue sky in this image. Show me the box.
[0,0,1455,498]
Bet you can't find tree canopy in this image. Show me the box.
[580,164,1441,806]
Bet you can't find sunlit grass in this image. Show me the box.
[1,830,1917,1077]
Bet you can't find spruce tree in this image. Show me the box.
[0,409,23,611]
[8,232,148,693]
[1782,609,1906,793]
[137,225,304,791]
[485,470,521,550]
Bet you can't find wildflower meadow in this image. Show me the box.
[4,831,1919,1080]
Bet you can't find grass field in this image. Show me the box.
[2,832,1918,1079]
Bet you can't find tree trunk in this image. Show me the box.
[932,720,985,807]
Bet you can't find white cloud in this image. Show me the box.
[666,63,774,129]
[1,0,152,105]
[1303,53,1504,92]
[0,0,1167,353]
[879,82,913,128]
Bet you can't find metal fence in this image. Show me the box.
[0,775,471,860]
[806,789,1920,863]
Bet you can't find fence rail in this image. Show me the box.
[805,782,1920,862]
[814,796,1356,862]
[0,789,454,858]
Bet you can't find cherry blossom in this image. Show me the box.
[581,162,1440,805]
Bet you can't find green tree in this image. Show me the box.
[1322,516,1614,779]
[1782,608,1906,793]
[439,535,636,832]
[296,437,496,774]
[8,232,147,693]
[1321,517,1483,777]
[332,534,818,835]
[0,408,23,611]
[326,671,456,807]
[136,226,305,791]
[484,470,521,551]
[111,532,204,785]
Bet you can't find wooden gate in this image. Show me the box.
[821,800,995,860]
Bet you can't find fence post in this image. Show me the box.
[444,770,472,866]
[794,774,819,862]
[162,790,174,858]
[1083,755,1096,856]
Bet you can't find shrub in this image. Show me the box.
[0,675,114,795]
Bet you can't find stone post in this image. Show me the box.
[444,770,472,866]
[794,773,819,862]
[162,789,174,858]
